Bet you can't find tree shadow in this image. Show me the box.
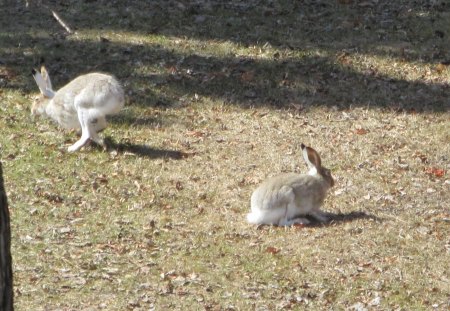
[102,137,187,160]
[1,1,450,113]
[0,162,14,310]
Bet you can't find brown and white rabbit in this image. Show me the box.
[32,65,124,152]
[247,144,334,226]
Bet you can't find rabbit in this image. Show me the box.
[247,143,334,226]
[31,65,125,152]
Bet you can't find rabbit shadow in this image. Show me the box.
[98,136,187,160]
[306,211,382,228]
[254,211,381,230]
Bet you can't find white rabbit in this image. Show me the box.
[32,65,125,152]
[247,143,334,226]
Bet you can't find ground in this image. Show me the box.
[0,1,449,310]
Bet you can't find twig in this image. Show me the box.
[31,1,75,35]
[51,9,73,34]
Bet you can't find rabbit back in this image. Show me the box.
[47,73,124,129]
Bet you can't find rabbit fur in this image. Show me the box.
[32,66,124,152]
[247,144,334,226]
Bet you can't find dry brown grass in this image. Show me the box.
[1,1,449,310]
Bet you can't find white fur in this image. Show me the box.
[32,68,124,152]
[33,71,55,98]
[248,184,312,226]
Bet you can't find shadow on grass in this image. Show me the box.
[103,137,186,160]
[328,211,381,224]
[1,2,450,113]
[256,211,381,229]
[308,211,382,227]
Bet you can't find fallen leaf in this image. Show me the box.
[180,151,197,158]
[59,227,72,234]
[337,52,351,65]
[334,188,345,196]
[293,223,307,229]
[424,167,445,178]
[414,152,428,163]
[96,174,108,184]
[186,130,206,138]
[349,302,367,311]
[0,66,17,80]
[167,66,178,75]
[435,63,448,74]
[369,296,381,306]
[355,128,368,135]
[265,246,280,254]
[241,70,255,83]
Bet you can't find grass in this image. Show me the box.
[1,1,449,310]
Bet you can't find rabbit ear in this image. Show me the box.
[40,65,53,91]
[32,68,48,93]
[301,144,322,169]
[32,68,54,98]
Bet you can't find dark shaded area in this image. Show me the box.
[1,1,449,112]
[103,137,187,159]
[322,211,381,226]
[256,211,380,229]
[0,162,14,311]
[286,211,381,228]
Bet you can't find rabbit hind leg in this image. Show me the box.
[68,130,91,152]
[89,116,107,145]
[68,109,100,152]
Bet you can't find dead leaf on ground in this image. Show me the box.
[424,167,445,178]
[354,128,368,135]
[186,130,207,138]
[337,52,352,65]
[166,65,178,75]
[435,63,448,74]
[265,246,281,254]
[0,66,16,80]
[413,152,428,163]
[293,223,307,229]
[240,70,255,83]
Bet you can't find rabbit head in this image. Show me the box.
[31,66,55,115]
[301,143,334,188]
